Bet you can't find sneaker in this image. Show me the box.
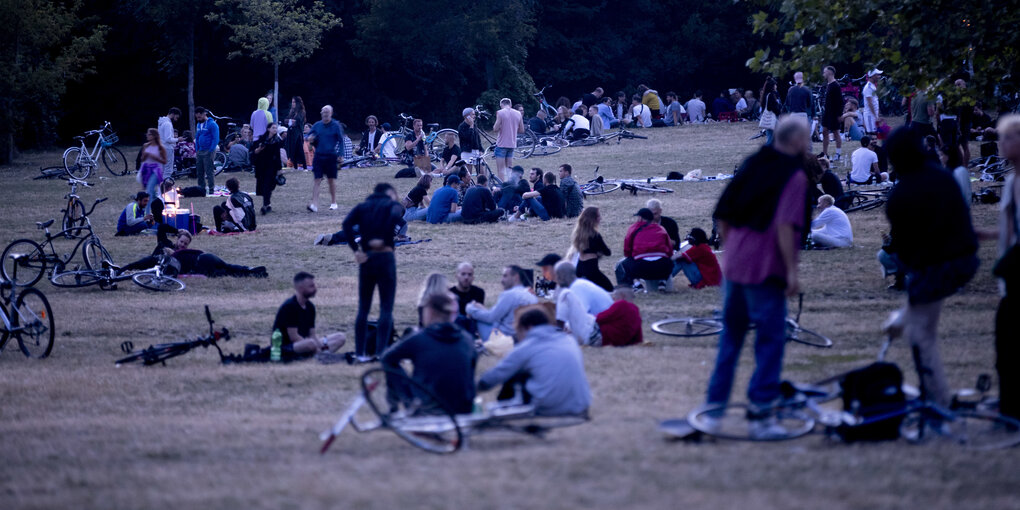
[832,154,841,162]
[329,203,338,211]
[313,234,329,246]
[264,205,272,213]
[355,355,376,364]
[260,206,267,215]
[749,416,789,440]
[250,266,268,278]
[307,204,318,213]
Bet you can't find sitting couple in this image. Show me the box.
[615,207,722,291]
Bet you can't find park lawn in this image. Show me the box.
[0,122,1015,510]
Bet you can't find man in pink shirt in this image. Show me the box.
[492,98,525,182]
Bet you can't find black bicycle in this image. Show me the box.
[0,264,55,359]
[841,189,889,214]
[50,254,185,292]
[115,306,229,366]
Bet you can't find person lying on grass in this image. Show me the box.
[118,229,267,278]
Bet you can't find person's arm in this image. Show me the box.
[592,234,612,257]
[777,223,799,296]
[341,205,361,252]
[468,291,513,324]
[478,345,529,391]
[492,114,502,136]
[623,225,634,257]
[380,334,415,370]
[124,204,147,227]
[522,190,540,199]
[517,114,526,135]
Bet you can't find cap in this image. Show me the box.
[536,253,562,267]
[635,208,654,221]
[462,107,474,117]
[868,69,884,77]
[446,175,460,185]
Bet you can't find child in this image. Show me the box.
[672,228,722,289]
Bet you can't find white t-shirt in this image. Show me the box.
[632,104,652,128]
[735,98,748,111]
[556,288,597,345]
[569,114,590,132]
[379,134,398,158]
[569,279,612,315]
[862,82,880,116]
[685,99,706,123]
[850,147,879,182]
[812,206,853,243]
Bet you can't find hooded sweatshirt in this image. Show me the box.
[380,322,478,414]
[251,97,272,141]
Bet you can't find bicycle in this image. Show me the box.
[532,84,558,118]
[319,367,589,455]
[969,155,1013,181]
[651,293,833,348]
[595,127,648,145]
[579,167,621,196]
[60,178,93,238]
[115,306,229,366]
[620,181,674,195]
[1,200,114,287]
[62,121,129,179]
[841,188,889,213]
[0,265,55,358]
[680,336,1020,450]
[50,254,185,292]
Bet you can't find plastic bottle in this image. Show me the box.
[270,329,282,362]
[472,396,483,415]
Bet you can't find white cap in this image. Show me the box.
[868,69,884,77]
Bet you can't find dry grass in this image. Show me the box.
[0,123,1015,510]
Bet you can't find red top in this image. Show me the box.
[623,221,672,259]
[596,300,643,346]
[680,244,723,289]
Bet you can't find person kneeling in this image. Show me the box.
[615,208,674,287]
[273,272,346,361]
[811,194,853,248]
[671,228,722,288]
[477,307,591,416]
[116,192,154,236]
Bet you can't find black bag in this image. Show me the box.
[836,362,906,442]
[180,186,207,198]
[394,166,417,179]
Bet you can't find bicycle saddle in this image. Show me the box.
[37,219,55,229]
[427,123,440,131]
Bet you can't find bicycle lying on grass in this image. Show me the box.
[969,155,1013,181]
[579,167,621,196]
[840,188,890,214]
[115,306,229,366]
[50,254,185,292]
[320,368,589,454]
[0,267,55,359]
[651,293,833,348]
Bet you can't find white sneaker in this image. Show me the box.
[307,203,318,213]
[329,203,338,211]
[749,416,789,440]
[313,234,328,246]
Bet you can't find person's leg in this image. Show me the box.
[476,320,495,342]
[811,231,839,248]
[374,253,397,355]
[615,258,637,286]
[327,177,337,206]
[996,295,1019,419]
[706,281,751,406]
[196,151,209,192]
[904,299,950,408]
[822,127,831,155]
[327,229,348,246]
[523,197,549,220]
[675,258,703,286]
[121,256,160,272]
[503,155,513,182]
[195,253,251,277]
[481,208,504,223]
[745,282,788,405]
[444,211,463,223]
[494,149,507,183]
[354,258,377,356]
[311,178,322,209]
[765,129,774,145]
[650,258,674,281]
[263,182,273,209]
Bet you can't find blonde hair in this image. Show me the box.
[998,114,1020,139]
[567,206,601,259]
[417,272,450,307]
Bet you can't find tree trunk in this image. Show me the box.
[187,26,196,134]
[0,131,13,166]
[274,62,279,121]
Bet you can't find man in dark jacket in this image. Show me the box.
[380,293,477,414]
[461,174,503,224]
[342,183,406,363]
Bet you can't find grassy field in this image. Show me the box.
[0,123,1015,510]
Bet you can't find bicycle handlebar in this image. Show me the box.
[68,178,91,187]
[84,197,108,217]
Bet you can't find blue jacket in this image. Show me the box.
[196,119,220,152]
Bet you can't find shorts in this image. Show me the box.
[862,112,878,133]
[312,153,338,179]
[821,116,841,132]
[493,146,514,159]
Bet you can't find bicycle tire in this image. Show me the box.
[651,317,723,337]
[13,287,55,358]
[50,269,105,288]
[115,344,187,366]
[1,239,47,287]
[785,325,833,348]
[82,238,114,271]
[581,182,620,196]
[687,403,815,442]
[568,137,601,147]
[361,368,463,454]
[102,147,129,176]
[516,129,538,158]
[132,273,186,292]
[62,199,87,238]
[213,152,227,176]
[358,157,390,168]
[428,129,459,155]
[529,143,562,156]
[620,131,648,140]
[63,147,91,180]
[482,160,501,187]
[626,183,674,194]
[844,198,883,213]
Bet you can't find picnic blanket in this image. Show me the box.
[207,229,256,236]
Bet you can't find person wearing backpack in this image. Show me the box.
[222,177,256,232]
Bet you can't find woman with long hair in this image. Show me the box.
[568,206,614,291]
[253,122,284,214]
[139,128,167,213]
[286,96,306,169]
[402,174,433,222]
[416,272,452,327]
[760,77,781,145]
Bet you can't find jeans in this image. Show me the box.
[145,172,161,215]
[877,249,902,277]
[117,222,149,236]
[673,258,703,285]
[196,151,215,193]
[615,257,673,286]
[706,280,788,406]
[476,321,496,342]
[464,208,504,224]
[403,207,428,222]
[765,129,774,145]
[355,252,396,356]
[897,299,951,408]
[523,197,549,221]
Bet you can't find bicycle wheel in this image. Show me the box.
[132,272,185,292]
[626,183,674,194]
[50,269,105,288]
[82,238,114,271]
[102,147,129,176]
[581,182,620,196]
[1,239,47,287]
[944,410,1020,450]
[212,151,227,176]
[428,129,459,155]
[482,160,501,187]
[13,287,55,358]
[786,325,833,348]
[844,197,880,213]
[529,143,562,156]
[62,148,91,180]
[515,129,537,158]
[115,344,187,366]
[651,317,723,337]
[687,403,815,442]
[62,199,87,238]
[568,137,600,147]
[361,368,463,454]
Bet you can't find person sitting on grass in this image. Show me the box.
[538,172,565,219]
[552,261,609,346]
[439,131,463,175]
[466,265,538,342]
[614,208,674,288]
[460,174,503,224]
[272,272,346,361]
[849,136,883,185]
[212,178,256,233]
[671,227,723,288]
[811,194,853,248]
[596,287,643,346]
[499,166,550,222]
[380,293,478,414]
[426,174,463,224]
[477,306,591,416]
[119,230,268,278]
[116,192,154,236]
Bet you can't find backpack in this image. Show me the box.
[836,362,906,442]
[230,192,257,231]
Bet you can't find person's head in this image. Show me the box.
[694,90,703,99]
[611,286,635,303]
[553,260,577,288]
[373,182,398,201]
[686,227,709,245]
[267,122,278,138]
[793,71,804,85]
[510,165,525,181]
[823,66,836,81]
[645,198,663,221]
[291,96,304,114]
[175,230,192,250]
[416,173,433,190]
[502,265,524,289]
[592,87,604,98]
[998,114,1020,163]
[417,272,450,307]
[761,77,777,98]
[859,136,872,151]
[226,177,240,193]
[293,272,316,299]
[536,253,562,281]
[818,154,831,171]
[365,115,378,130]
[536,109,547,119]
[634,207,654,223]
[773,115,811,157]
[303,123,312,134]
[457,167,469,184]
[134,191,150,209]
[258,96,270,112]
[515,104,524,114]
[558,164,572,179]
[476,174,488,187]
[730,89,741,101]
[631,94,641,105]
[265,90,274,105]
[445,175,460,187]
[462,107,476,123]
[845,97,859,111]
[456,261,475,289]
[413,118,423,131]
[500,98,512,109]
[181,130,193,142]
[817,194,835,210]
[923,135,938,153]
[637,84,649,93]
[167,107,182,121]
[557,105,569,118]
[195,106,208,122]
[886,126,928,176]
[543,171,556,186]
[529,167,542,182]
[445,130,457,144]
[571,206,601,253]
[145,128,160,144]
[869,69,883,84]
[575,106,586,117]
[939,144,963,169]
[515,306,551,337]
[745,90,755,99]
[421,293,457,326]
[320,105,333,122]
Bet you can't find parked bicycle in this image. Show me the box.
[1,201,114,287]
[62,121,129,179]
[115,306,229,366]
[51,254,185,292]
[620,181,674,194]
[0,267,55,359]
[473,106,538,159]
[969,155,1013,181]
[60,178,93,238]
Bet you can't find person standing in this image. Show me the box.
[194,107,219,196]
[994,115,1020,420]
[157,107,181,178]
[760,77,782,145]
[308,105,343,212]
[284,96,307,169]
[862,70,883,135]
[250,96,272,142]
[492,98,525,182]
[139,129,167,212]
[785,72,812,120]
[265,90,278,123]
[701,115,811,439]
[458,108,482,176]
[252,122,284,214]
[821,66,844,160]
[342,183,405,363]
